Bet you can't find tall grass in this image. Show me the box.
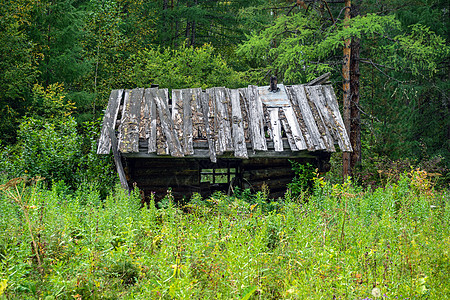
[0,170,448,299]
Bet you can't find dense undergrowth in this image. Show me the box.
[0,170,449,299]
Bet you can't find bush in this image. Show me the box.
[15,116,81,187]
[287,161,316,197]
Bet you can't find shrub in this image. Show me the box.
[15,117,81,187]
[287,161,316,198]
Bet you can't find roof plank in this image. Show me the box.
[230,89,248,158]
[182,89,194,155]
[290,85,327,151]
[200,90,217,162]
[191,88,206,140]
[267,107,283,151]
[171,89,184,153]
[282,105,308,150]
[118,88,143,153]
[305,86,336,152]
[322,85,352,152]
[214,87,234,153]
[247,85,267,151]
[97,89,123,154]
[238,88,251,144]
[153,89,184,157]
[278,107,298,151]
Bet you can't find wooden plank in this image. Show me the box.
[97,89,123,154]
[282,105,308,150]
[242,167,295,181]
[247,85,267,151]
[257,84,290,107]
[230,89,248,158]
[108,128,129,192]
[267,107,283,151]
[200,90,217,162]
[304,86,336,152]
[214,87,234,153]
[140,88,157,153]
[306,72,331,86]
[278,107,298,151]
[122,148,316,159]
[182,89,194,155]
[153,89,184,157]
[118,89,142,153]
[262,104,273,140]
[290,85,327,151]
[238,88,251,143]
[321,85,352,152]
[285,86,312,150]
[306,86,343,152]
[191,88,206,140]
[171,89,184,152]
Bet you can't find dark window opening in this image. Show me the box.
[201,167,237,184]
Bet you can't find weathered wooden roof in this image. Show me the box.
[97,83,351,162]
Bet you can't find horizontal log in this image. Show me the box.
[130,168,199,177]
[131,175,200,187]
[243,177,293,191]
[242,167,295,181]
[125,148,317,159]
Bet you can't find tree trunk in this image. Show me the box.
[350,3,361,172]
[342,0,351,179]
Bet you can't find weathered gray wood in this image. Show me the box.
[142,88,157,153]
[306,72,331,86]
[278,108,298,151]
[191,88,205,140]
[306,86,346,152]
[108,128,129,191]
[262,103,273,140]
[304,86,336,152]
[290,85,327,151]
[171,89,184,152]
[97,89,123,154]
[247,85,267,151]
[199,91,217,162]
[305,86,336,151]
[257,84,290,107]
[182,89,194,155]
[214,87,234,153]
[117,90,129,150]
[267,107,283,151]
[284,86,307,150]
[153,89,184,157]
[282,105,308,150]
[118,89,142,153]
[238,88,251,143]
[322,85,352,152]
[205,88,220,157]
[123,148,316,159]
[230,89,248,158]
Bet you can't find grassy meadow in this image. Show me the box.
[0,170,449,299]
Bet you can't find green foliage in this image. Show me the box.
[129,44,245,90]
[30,83,76,119]
[15,117,81,186]
[0,170,448,299]
[287,161,316,197]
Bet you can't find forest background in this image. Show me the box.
[0,0,449,189]
[0,1,449,298]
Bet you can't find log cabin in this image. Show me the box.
[97,74,351,200]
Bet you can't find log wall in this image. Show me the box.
[124,153,330,201]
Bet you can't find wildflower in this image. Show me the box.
[372,288,381,298]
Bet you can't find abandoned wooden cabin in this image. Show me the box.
[97,75,352,200]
